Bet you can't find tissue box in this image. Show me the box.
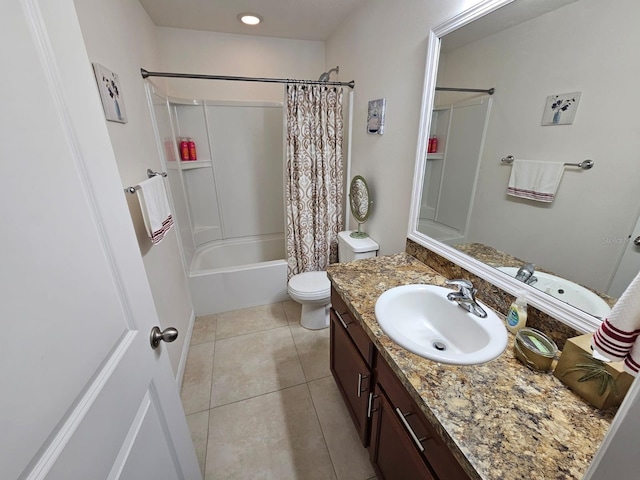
[553,334,633,409]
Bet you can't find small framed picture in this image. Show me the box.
[93,63,128,123]
[367,98,386,135]
[541,91,581,126]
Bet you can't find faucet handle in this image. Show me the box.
[446,279,473,290]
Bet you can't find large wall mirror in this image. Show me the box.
[409,0,640,333]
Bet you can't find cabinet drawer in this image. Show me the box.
[376,355,470,480]
[331,287,374,367]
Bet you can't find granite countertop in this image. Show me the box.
[327,253,614,480]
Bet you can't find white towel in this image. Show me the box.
[592,270,640,376]
[506,159,565,202]
[137,175,174,245]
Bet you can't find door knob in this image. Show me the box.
[150,326,179,349]
[634,236,640,246]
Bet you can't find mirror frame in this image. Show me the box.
[407,0,600,334]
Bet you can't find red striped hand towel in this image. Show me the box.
[137,175,174,245]
[592,270,640,376]
[506,159,565,203]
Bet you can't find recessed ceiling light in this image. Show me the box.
[237,13,262,26]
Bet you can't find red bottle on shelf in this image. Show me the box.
[179,137,190,161]
[431,135,438,153]
[188,138,197,161]
[427,136,436,154]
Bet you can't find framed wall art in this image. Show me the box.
[541,92,581,126]
[367,98,386,135]
[93,63,128,124]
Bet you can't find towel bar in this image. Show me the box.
[125,169,168,194]
[501,155,594,170]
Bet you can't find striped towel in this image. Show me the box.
[137,175,174,245]
[507,159,565,203]
[592,270,640,376]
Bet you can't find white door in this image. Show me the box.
[608,212,640,298]
[0,2,201,479]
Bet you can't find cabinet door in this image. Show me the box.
[369,387,436,480]
[331,288,375,366]
[377,356,470,480]
[330,309,372,446]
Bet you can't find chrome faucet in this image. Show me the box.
[445,279,487,318]
[515,263,538,286]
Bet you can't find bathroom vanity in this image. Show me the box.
[327,253,614,480]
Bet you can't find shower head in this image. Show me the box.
[318,66,339,82]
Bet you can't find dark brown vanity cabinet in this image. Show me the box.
[330,288,374,446]
[371,353,470,480]
[330,286,470,480]
[369,383,436,480]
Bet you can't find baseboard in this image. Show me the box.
[175,308,196,388]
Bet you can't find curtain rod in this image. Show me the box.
[436,86,495,95]
[140,68,355,89]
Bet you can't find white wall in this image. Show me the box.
[437,0,640,292]
[73,0,193,379]
[325,0,469,255]
[155,28,325,102]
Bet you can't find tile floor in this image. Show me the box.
[181,300,377,480]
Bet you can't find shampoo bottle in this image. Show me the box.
[506,292,528,334]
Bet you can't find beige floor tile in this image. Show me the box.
[215,303,288,339]
[283,299,302,325]
[205,384,336,480]
[191,314,217,345]
[308,376,375,480]
[210,326,306,407]
[186,410,209,476]
[290,323,331,382]
[181,342,215,415]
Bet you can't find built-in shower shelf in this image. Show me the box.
[180,160,212,170]
[426,153,444,160]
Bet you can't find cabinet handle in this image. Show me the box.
[357,373,368,397]
[335,311,350,329]
[395,408,427,452]
[368,393,379,418]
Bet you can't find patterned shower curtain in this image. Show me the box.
[285,84,344,278]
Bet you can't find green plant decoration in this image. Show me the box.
[562,353,619,397]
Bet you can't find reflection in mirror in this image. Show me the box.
[349,175,372,238]
[412,0,640,322]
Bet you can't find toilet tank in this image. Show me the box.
[338,231,380,263]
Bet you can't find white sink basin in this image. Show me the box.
[374,284,508,365]
[497,267,611,319]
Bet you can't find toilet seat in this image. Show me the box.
[288,271,330,302]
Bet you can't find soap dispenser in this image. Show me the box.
[507,292,528,334]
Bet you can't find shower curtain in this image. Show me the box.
[285,84,344,278]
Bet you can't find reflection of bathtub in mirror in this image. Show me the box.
[455,243,616,319]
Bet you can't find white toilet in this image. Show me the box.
[288,231,379,330]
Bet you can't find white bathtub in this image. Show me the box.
[188,234,289,315]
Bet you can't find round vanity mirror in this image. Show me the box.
[349,175,372,238]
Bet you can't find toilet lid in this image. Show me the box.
[288,271,330,300]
